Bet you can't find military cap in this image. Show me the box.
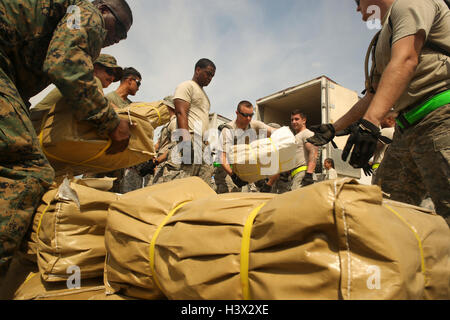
[94,54,123,82]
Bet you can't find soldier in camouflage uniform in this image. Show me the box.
[308,0,450,226]
[0,0,133,282]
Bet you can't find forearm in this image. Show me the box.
[364,59,416,126]
[333,93,374,131]
[221,152,233,176]
[305,143,318,174]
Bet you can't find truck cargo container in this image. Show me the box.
[255,76,361,179]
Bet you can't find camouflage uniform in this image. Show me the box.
[0,0,120,277]
[369,0,450,226]
[373,106,450,226]
[151,116,177,186]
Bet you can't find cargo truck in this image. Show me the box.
[255,75,361,179]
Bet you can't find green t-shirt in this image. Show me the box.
[106,91,133,109]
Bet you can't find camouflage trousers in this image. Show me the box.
[213,166,241,193]
[0,71,55,277]
[272,173,291,194]
[290,170,306,191]
[373,105,450,226]
[151,162,215,189]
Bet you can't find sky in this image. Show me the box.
[29,0,380,121]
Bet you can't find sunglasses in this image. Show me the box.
[131,78,141,87]
[105,68,115,76]
[238,110,254,118]
[105,4,127,40]
[355,0,360,6]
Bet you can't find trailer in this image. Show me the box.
[255,75,361,179]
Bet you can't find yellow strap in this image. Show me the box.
[149,201,190,292]
[291,166,308,178]
[24,272,38,285]
[372,163,380,170]
[36,202,52,238]
[384,204,427,280]
[39,124,113,171]
[132,103,162,127]
[241,202,267,300]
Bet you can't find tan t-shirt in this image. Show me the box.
[293,129,314,169]
[174,80,211,134]
[221,120,272,155]
[372,0,450,112]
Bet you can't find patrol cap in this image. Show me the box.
[268,123,281,129]
[162,95,175,110]
[94,54,123,82]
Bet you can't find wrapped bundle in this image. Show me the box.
[128,100,172,129]
[39,100,155,177]
[230,127,297,183]
[25,178,117,262]
[104,177,216,300]
[35,178,120,282]
[151,179,449,300]
[14,273,105,301]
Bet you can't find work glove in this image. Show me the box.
[342,119,384,169]
[362,163,374,177]
[307,124,336,147]
[138,159,158,177]
[259,183,272,193]
[231,173,248,188]
[301,173,314,187]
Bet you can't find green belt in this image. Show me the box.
[396,90,450,130]
[291,166,307,178]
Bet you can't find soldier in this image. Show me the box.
[0,0,133,284]
[169,58,217,187]
[308,0,450,225]
[140,97,178,186]
[323,158,338,180]
[102,67,144,193]
[31,53,124,131]
[216,101,276,193]
[290,111,319,190]
[106,67,142,109]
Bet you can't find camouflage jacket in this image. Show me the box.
[0,0,119,137]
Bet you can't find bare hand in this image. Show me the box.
[106,119,132,155]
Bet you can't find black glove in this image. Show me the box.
[138,159,158,177]
[231,173,248,188]
[259,183,272,193]
[301,172,314,187]
[307,124,336,147]
[342,119,381,169]
[362,163,374,176]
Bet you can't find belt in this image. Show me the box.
[291,166,307,178]
[396,90,450,130]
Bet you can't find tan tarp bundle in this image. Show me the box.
[14,273,105,300]
[35,178,120,283]
[104,177,217,300]
[230,127,297,183]
[39,100,156,177]
[119,178,448,300]
[25,177,117,262]
[128,101,172,129]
